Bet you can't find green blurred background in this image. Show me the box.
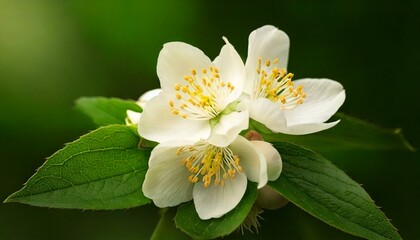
[1,0,419,239]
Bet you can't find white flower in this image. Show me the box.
[138,38,248,146]
[125,89,162,125]
[125,110,142,125]
[245,25,346,135]
[137,89,162,109]
[142,135,282,220]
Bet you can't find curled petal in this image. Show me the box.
[138,92,211,143]
[229,136,268,189]
[251,141,282,181]
[208,110,249,147]
[157,42,212,92]
[284,78,345,126]
[193,173,247,219]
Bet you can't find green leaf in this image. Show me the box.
[175,182,258,240]
[5,125,151,209]
[269,142,401,240]
[251,112,414,153]
[75,97,141,126]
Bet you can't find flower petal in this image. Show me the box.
[193,172,247,219]
[213,37,245,108]
[138,91,211,143]
[157,42,212,92]
[248,98,287,132]
[229,136,268,189]
[271,120,341,135]
[125,110,142,125]
[245,25,290,95]
[251,141,282,181]
[284,78,345,126]
[142,154,193,208]
[137,88,162,109]
[149,140,195,167]
[208,110,249,147]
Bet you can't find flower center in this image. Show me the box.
[169,66,235,120]
[178,142,243,188]
[254,58,306,110]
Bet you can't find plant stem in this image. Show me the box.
[150,208,191,240]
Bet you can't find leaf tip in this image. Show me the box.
[74,96,89,108]
[394,128,416,152]
[3,195,16,204]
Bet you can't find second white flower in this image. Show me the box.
[139,38,248,146]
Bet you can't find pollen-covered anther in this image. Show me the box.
[188,175,199,183]
[171,109,179,115]
[169,65,235,120]
[254,57,306,110]
[178,143,243,188]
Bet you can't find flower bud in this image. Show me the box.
[256,186,289,210]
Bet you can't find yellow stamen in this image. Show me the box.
[253,57,306,110]
[170,65,236,120]
[177,142,243,188]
